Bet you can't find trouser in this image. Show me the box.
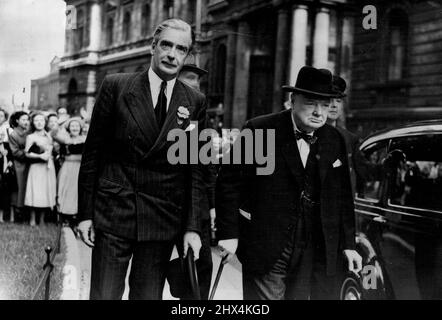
[243,199,342,300]
[90,229,175,300]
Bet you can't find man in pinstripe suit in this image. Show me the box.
[77,19,207,300]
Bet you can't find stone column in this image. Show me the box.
[289,5,309,85]
[272,7,290,113]
[312,7,330,69]
[88,1,102,52]
[223,23,238,127]
[232,21,251,128]
[86,70,97,116]
[339,15,354,128]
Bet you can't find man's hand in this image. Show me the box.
[183,231,201,261]
[209,208,216,230]
[343,249,363,274]
[218,238,238,264]
[78,219,95,247]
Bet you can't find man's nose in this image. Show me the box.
[166,47,177,60]
[313,104,324,116]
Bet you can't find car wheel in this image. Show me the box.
[340,275,362,300]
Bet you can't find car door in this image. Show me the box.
[376,133,442,299]
[352,139,393,299]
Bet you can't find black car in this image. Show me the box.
[340,120,442,300]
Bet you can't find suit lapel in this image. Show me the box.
[144,80,190,159]
[124,70,159,149]
[278,110,305,187]
[316,125,339,184]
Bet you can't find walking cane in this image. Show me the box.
[208,254,228,300]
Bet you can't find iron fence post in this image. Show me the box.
[43,246,54,300]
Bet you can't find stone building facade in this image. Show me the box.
[60,0,355,129]
[202,0,355,128]
[30,57,61,111]
[349,0,442,137]
[59,0,206,116]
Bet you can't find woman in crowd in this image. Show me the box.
[53,117,85,227]
[0,109,10,141]
[46,112,62,175]
[0,109,11,223]
[24,112,56,226]
[8,111,30,222]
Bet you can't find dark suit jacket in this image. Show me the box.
[78,70,207,241]
[215,110,355,276]
[336,126,359,198]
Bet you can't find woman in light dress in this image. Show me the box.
[53,117,85,227]
[24,112,56,226]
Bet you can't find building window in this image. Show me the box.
[141,2,151,37]
[106,17,114,46]
[187,0,196,25]
[123,11,132,42]
[214,44,226,95]
[386,9,408,81]
[75,9,84,50]
[68,78,78,93]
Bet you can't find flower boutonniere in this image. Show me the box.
[177,106,190,125]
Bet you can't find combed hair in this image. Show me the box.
[29,112,47,132]
[152,18,195,52]
[9,111,28,129]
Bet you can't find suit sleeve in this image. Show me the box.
[77,76,115,222]
[185,94,208,233]
[9,133,26,161]
[215,121,255,240]
[206,164,218,210]
[339,137,356,250]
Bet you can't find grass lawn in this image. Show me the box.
[0,223,65,300]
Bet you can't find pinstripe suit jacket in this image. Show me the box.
[78,70,207,241]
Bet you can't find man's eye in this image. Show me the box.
[176,46,188,55]
[160,41,173,50]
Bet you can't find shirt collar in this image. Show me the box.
[148,67,176,94]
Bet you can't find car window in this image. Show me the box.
[356,141,388,202]
[388,134,442,212]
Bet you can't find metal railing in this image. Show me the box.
[31,223,63,300]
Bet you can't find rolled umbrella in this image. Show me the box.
[209,254,228,300]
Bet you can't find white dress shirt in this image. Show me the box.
[291,113,315,168]
[148,67,176,111]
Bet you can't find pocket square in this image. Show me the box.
[332,159,343,168]
[184,123,196,132]
[239,209,251,221]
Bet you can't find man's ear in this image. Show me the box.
[290,93,296,105]
[151,41,156,55]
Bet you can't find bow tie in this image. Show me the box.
[295,130,317,145]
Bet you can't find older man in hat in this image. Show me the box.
[216,66,362,299]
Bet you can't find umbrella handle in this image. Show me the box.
[186,247,201,300]
[209,255,228,300]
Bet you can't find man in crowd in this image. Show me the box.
[176,63,215,300]
[77,18,207,300]
[326,75,359,197]
[216,66,362,299]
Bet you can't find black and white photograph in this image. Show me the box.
[1,0,442,307]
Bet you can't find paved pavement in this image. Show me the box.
[65,229,243,300]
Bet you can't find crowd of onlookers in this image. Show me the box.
[0,107,88,227]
